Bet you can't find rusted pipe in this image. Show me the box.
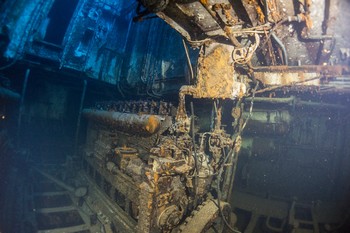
[176,85,197,120]
[271,32,288,65]
[83,109,162,135]
[251,65,346,74]
[245,96,295,104]
[245,96,347,110]
[182,39,194,84]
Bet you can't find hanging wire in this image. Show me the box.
[232,33,260,65]
[212,81,259,233]
[182,38,194,84]
[240,81,259,133]
[214,147,241,233]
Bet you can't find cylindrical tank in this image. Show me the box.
[82,109,162,135]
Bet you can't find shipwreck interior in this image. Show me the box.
[0,0,350,233]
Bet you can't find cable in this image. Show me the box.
[254,75,322,94]
[191,101,200,207]
[212,84,258,233]
[232,33,260,64]
[214,148,241,233]
[240,81,258,133]
[209,82,258,233]
[182,38,194,84]
[271,32,288,65]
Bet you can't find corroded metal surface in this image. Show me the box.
[178,200,231,233]
[82,109,162,135]
[1,1,350,233]
[254,71,320,86]
[176,44,247,101]
[253,65,349,88]
[82,99,236,232]
[195,44,246,99]
[139,0,350,94]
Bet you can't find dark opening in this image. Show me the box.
[44,0,79,45]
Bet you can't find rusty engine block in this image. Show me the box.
[82,100,237,233]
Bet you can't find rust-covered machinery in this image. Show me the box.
[81,0,350,233]
[0,0,349,232]
[82,100,237,232]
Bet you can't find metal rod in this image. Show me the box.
[190,101,199,207]
[182,39,194,84]
[271,32,288,66]
[245,96,295,104]
[245,96,347,110]
[17,69,30,147]
[33,167,75,192]
[74,80,87,155]
[255,76,321,94]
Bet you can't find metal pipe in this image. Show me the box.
[245,96,347,110]
[302,35,333,41]
[297,100,347,110]
[245,96,295,104]
[271,32,288,66]
[74,80,87,155]
[190,101,199,207]
[255,76,322,94]
[83,109,162,135]
[33,167,75,192]
[17,69,30,147]
[182,39,194,84]
[0,87,20,101]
